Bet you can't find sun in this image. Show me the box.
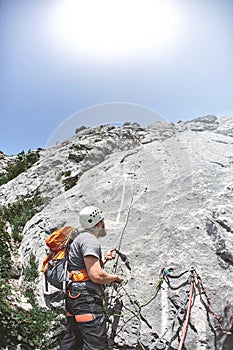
[47,0,182,62]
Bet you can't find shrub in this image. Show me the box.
[0,295,60,349]
[0,221,12,279]
[0,149,40,186]
[62,174,79,191]
[61,170,72,177]
[0,219,61,350]
[0,197,43,242]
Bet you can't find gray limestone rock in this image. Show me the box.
[1,117,233,349]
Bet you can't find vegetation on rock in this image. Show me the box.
[0,198,61,350]
[0,197,43,242]
[62,174,79,191]
[0,149,40,186]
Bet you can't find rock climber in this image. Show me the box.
[60,205,123,350]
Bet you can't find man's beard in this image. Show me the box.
[98,228,107,237]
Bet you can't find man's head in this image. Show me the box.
[79,206,106,236]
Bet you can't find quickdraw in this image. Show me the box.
[114,249,131,271]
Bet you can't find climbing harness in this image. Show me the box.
[66,311,97,322]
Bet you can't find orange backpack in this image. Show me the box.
[42,226,76,291]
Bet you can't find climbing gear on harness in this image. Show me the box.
[67,284,104,305]
[79,206,104,229]
[68,291,81,299]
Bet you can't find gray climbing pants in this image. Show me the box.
[60,290,108,350]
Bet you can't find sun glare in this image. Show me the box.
[48,0,182,61]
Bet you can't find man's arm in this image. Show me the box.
[84,255,123,284]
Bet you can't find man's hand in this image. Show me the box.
[114,275,123,284]
[84,255,123,285]
[103,249,116,264]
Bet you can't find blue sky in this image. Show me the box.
[1,0,233,155]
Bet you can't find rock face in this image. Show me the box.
[1,117,233,349]
[0,152,16,177]
[0,124,141,205]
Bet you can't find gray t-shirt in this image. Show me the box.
[68,231,104,296]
